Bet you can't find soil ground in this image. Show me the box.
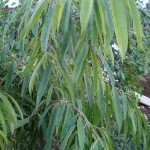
[140,75,150,98]
[139,75,150,123]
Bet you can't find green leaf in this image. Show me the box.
[46,85,53,106]
[57,0,68,29]
[62,106,72,137]
[64,0,72,32]
[40,6,53,52]
[112,88,122,130]
[80,0,94,32]
[1,45,9,64]
[38,105,51,129]
[91,139,105,150]
[77,118,85,150]
[93,0,102,36]
[3,2,27,35]
[26,37,37,53]
[97,80,105,117]
[96,0,113,62]
[96,49,115,87]
[90,140,99,150]
[58,0,67,23]
[29,55,45,95]
[16,117,30,129]
[36,64,52,107]
[84,75,93,109]
[129,109,137,134]
[31,19,39,37]
[56,102,66,129]
[73,43,88,82]
[58,62,74,101]
[22,41,41,76]
[122,93,128,120]
[60,125,75,150]
[0,139,5,150]
[7,121,15,135]
[21,73,30,97]
[20,0,48,39]
[127,0,143,46]
[7,94,23,119]
[4,61,16,91]
[51,0,67,35]
[0,130,8,144]
[105,0,114,40]
[93,99,100,125]
[0,93,17,126]
[45,104,59,150]
[110,0,128,59]
[0,109,7,135]
[51,2,60,36]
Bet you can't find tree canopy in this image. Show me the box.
[0,0,150,149]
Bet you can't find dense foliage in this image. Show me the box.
[0,0,150,149]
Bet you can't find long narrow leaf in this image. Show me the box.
[110,0,128,59]
[36,64,52,107]
[80,0,94,31]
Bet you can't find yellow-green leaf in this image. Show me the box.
[110,0,128,59]
[80,0,94,32]
[29,55,45,95]
[127,0,143,46]
[20,0,48,39]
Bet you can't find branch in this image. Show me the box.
[8,53,27,66]
[0,8,13,11]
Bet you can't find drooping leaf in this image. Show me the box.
[58,62,74,101]
[21,73,30,97]
[80,0,94,32]
[3,2,27,35]
[112,88,122,130]
[46,85,53,106]
[38,105,51,129]
[90,140,99,150]
[44,104,58,150]
[4,61,16,91]
[0,130,8,144]
[126,0,143,46]
[51,0,67,35]
[97,80,106,117]
[36,64,52,107]
[29,55,45,95]
[63,0,72,32]
[7,94,23,119]
[0,138,5,150]
[122,93,128,120]
[60,125,75,150]
[77,118,85,150]
[20,0,48,39]
[73,43,88,82]
[0,93,17,126]
[40,6,53,52]
[0,45,9,64]
[84,75,93,109]
[93,0,102,36]
[110,0,128,59]
[16,117,30,129]
[61,106,72,137]
[22,41,41,76]
[129,108,137,134]
[0,109,7,135]
[96,48,115,87]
